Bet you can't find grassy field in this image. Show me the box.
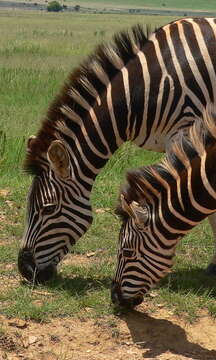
[9,0,216,11]
[0,10,216,324]
[67,0,216,11]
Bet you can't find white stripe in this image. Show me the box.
[134,51,150,145]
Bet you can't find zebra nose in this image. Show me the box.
[111,281,143,307]
[111,281,122,305]
[18,249,37,282]
[18,249,56,284]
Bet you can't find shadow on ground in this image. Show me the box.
[161,267,216,297]
[123,309,216,359]
[41,274,111,296]
[44,266,216,297]
[20,265,215,302]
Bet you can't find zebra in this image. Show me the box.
[111,107,216,307]
[18,17,216,283]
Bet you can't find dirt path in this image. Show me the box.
[1,305,216,360]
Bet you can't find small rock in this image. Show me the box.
[0,189,10,197]
[50,335,60,343]
[157,303,164,308]
[148,292,159,298]
[86,252,96,257]
[84,307,92,312]
[28,336,38,345]
[88,340,100,346]
[22,339,29,348]
[95,208,105,214]
[8,319,27,329]
[5,200,14,208]
[38,352,58,360]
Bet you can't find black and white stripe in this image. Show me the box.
[112,107,216,306]
[19,18,216,283]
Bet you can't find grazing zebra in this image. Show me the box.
[19,18,216,283]
[112,107,216,307]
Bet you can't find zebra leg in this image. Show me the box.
[206,213,216,275]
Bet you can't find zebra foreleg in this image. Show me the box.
[206,213,216,275]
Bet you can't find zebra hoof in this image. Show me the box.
[206,263,216,276]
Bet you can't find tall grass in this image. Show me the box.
[0,11,171,178]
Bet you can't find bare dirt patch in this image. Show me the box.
[0,269,19,291]
[1,306,216,360]
[61,251,109,267]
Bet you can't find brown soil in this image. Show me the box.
[1,256,216,359]
[1,307,216,360]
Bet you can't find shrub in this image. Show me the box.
[47,1,63,12]
[74,4,80,11]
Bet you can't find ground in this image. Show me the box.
[1,306,216,360]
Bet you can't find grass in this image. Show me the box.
[0,10,216,323]
[10,0,216,11]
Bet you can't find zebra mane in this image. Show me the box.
[116,106,216,222]
[24,24,152,175]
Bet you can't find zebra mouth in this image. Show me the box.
[18,249,57,284]
[111,281,143,308]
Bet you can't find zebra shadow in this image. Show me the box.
[123,309,216,359]
[160,267,216,297]
[46,274,111,296]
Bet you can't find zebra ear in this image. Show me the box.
[121,194,134,217]
[47,140,70,178]
[27,135,37,151]
[129,200,149,228]
[121,195,149,227]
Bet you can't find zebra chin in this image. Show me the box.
[111,281,143,308]
[18,249,57,284]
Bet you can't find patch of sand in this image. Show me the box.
[1,306,216,360]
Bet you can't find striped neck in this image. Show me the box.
[117,111,216,252]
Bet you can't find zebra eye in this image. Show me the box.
[42,204,56,215]
[122,249,135,258]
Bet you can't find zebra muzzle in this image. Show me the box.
[18,248,57,284]
[111,281,143,308]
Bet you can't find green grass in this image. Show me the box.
[12,0,216,11]
[0,10,216,322]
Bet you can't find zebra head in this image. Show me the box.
[18,136,93,283]
[112,193,173,308]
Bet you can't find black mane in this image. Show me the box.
[24,24,152,176]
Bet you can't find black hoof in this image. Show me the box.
[206,263,216,276]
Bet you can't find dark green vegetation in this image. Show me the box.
[47,1,63,12]
[0,11,216,322]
